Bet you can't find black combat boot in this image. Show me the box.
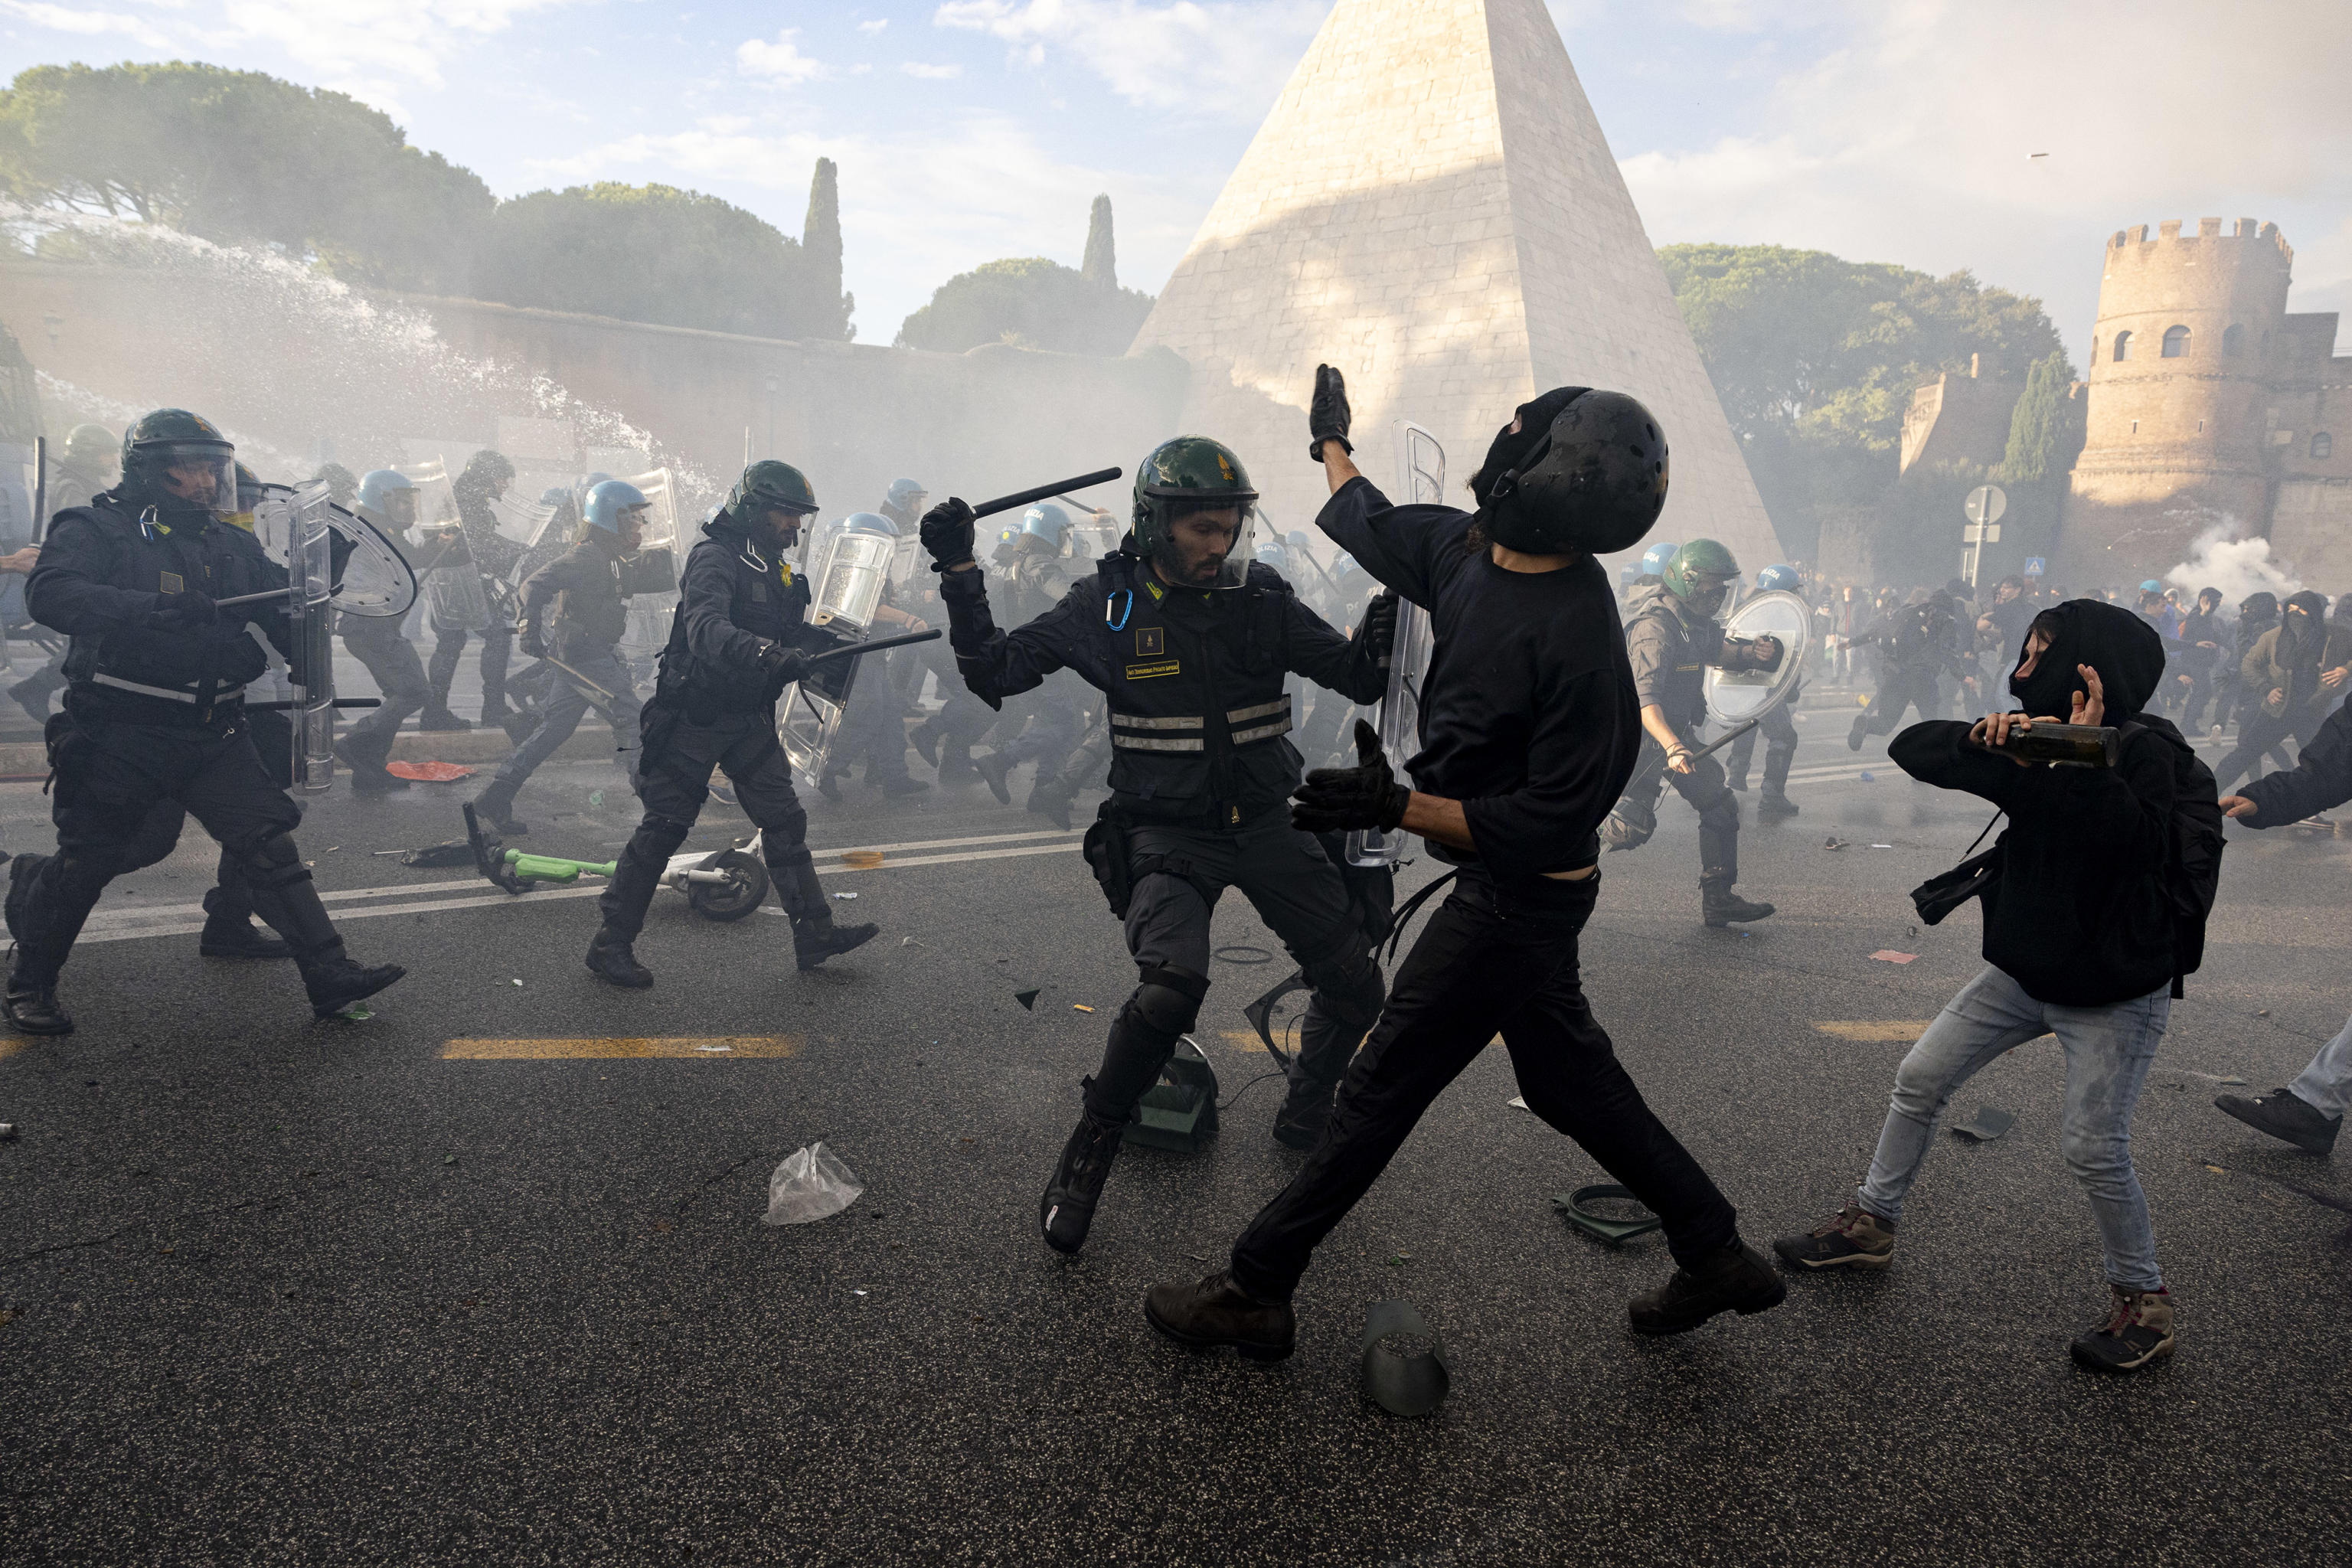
[1756,789,1800,820]
[910,717,942,767]
[973,748,1013,805]
[472,783,529,838]
[1847,717,1868,752]
[1027,779,1076,831]
[419,705,472,732]
[301,952,408,1020]
[198,915,293,959]
[1703,877,1775,926]
[880,774,930,798]
[585,926,654,988]
[335,742,407,795]
[816,770,843,802]
[1040,1098,1127,1255]
[1628,1240,1787,1334]
[249,873,407,1019]
[2,976,72,1034]
[1725,767,1749,792]
[1145,1269,1297,1360]
[793,916,878,970]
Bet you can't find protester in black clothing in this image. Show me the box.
[1849,591,1966,748]
[2213,590,2352,792]
[1976,577,2035,680]
[1145,378,1785,1358]
[2210,591,2275,737]
[2172,586,2226,730]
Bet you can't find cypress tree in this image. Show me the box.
[802,158,853,340]
[1080,194,1116,289]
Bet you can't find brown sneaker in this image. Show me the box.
[2071,1285,2176,1373]
[1144,1269,1295,1361]
[1772,1200,1896,1270]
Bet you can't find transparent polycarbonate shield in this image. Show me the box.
[423,540,492,632]
[1705,589,1812,725]
[488,490,557,547]
[397,457,460,531]
[276,482,339,792]
[812,531,893,631]
[1070,518,1122,560]
[616,467,680,550]
[1344,424,1448,867]
[777,632,866,789]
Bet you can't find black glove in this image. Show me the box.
[1290,719,1410,835]
[1360,590,1399,665]
[519,626,548,659]
[920,498,978,572]
[148,589,218,630]
[758,641,810,685]
[327,528,358,590]
[1308,363,1353,461]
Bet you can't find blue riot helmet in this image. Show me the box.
[1285,530,1312,550]
[1756,564,1801,593]
[886,478,926,510]
[583,479,650,534]
[537,485,568,509]
[574,472,612,512]
[357,468,418,531]
[843,510,899,536]
[1021,502,1070,552]
[1256,537,1289,573]
[1639,540,1680,577]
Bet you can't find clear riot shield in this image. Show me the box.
[812,532,894,630]
[488,490,556,547]
[1346,423,1446,867]
[778,530,890,788]
[399,457,491,633]
[264,482,419,792]
[1704,589,1812,727]
[615,468,683,658]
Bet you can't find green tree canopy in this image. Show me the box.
[1998,350,2083,483]
[0,61,492,292]
[897,256,1154,355]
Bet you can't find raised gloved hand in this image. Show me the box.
[1290,719,1410,835]
[1308,363,1353,461]
[519,626,549,659]
[1359,590,1399,664]
[758,640,811,686]
[149,588,218,630]
[920,498,978,572]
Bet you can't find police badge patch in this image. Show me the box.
[1136,626,1165,658]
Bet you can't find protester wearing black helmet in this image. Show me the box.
[1144,374,1785,1358]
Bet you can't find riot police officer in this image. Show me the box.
[1847,590,1967,749]
[425,449,521,729]
[470,479,650,835]
[1723,560,1805,820]
[972,504,1086,808]
[815,510,930,800]
[585,460,878,987]
[1607,539,1781,926]
[923,436,1392,1256]
[334,469,433,795]
[8,423,118,727]
[5,410,404,1032]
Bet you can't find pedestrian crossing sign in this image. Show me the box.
[2024,557,2047,577]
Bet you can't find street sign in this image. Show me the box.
[1964,485,2007,526]
[1962,523,2001,544]
[2024,557,2047,577]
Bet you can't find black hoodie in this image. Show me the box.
[1890,600,2195,1007]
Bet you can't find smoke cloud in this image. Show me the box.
[2163,515,2301,605]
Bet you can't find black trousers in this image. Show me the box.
[1723,697,1798,795]
[1612,737,1741,884]
[16,707,314,986]
[428,625,511,715]
[596,706,828,939]
[2214,709,2322,793]
[1230,867,1738,1299]
[1851,666,1941,743]
[341,626,430,766]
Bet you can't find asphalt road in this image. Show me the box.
[2,697,2347,1566]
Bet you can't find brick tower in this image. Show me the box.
[1129,0,1778,570]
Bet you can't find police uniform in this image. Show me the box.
[974,540,1086,795]
[336,508,433,786]
[590,507,869,969]
[425,475,521,724]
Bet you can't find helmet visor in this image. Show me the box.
[1146,497,1256,590]
[146,444,237,517]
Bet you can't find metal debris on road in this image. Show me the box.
[833,891,859,900]
[765,1142,864,1225]
[1361,1299,1451,1418]
[1950,1107,2017,1143]
[1555,1184,1664,1246]
[1014,989,1040,1011]
[1212,945,1273,964]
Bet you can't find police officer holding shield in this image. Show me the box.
[5,410,405,1032]
[335,469,434,795]
[922,436,1393,1256]
[584,461,878,987]
[1145,375,1785,1358]
[1722,561,1805,821]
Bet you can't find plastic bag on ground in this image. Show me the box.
[764,1141,864,1225]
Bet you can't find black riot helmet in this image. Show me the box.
[1469,387,1669,556]
[119,407,237,519]
[724,459,818,549]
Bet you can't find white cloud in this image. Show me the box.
[217,0,575,113]
[737,28,827,84]
[0,0,174,48]
[933,0,1325,117]
[900,61,962,80]
[858,17,888,31]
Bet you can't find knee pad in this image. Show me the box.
[237,831,312,892]
[1125,965,1208,1037]
[760,836,814,874]
[632,814,693,861]
[1302,948,1385,1030]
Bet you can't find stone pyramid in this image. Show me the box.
[1131,0,1779,569]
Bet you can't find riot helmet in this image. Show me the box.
[1131,434,1258,589]
[886,477,926,511]
[1756,564,1801,594]
[119,408,237,519]
[583,479,651,545]
[458,449,515,501]
[1468,388,1669,556]
[357,468,420,531]
[1663,538,1740,617]
[225,462,264,532]
[1639,540,1681,577]
[1021,502,1070,553]
[724,459,818,550]
[843,511,899,537]
[63,423,117,476]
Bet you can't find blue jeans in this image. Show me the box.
[2292,1009,2352,1122]
[1858,965,2169,1292]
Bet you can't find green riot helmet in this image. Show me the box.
[1131,434,1258,589]
[64,423,118,475]
[1663,538,1741,617]
[119,408,237,519]
[726,459,818,549]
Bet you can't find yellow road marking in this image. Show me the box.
[0,1037,25,1060]
[440,1035,802,1060]
[1813,1021,1937,1042]
[1217,1030,1271,1053]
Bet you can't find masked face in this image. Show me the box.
[1155,507,1241,587]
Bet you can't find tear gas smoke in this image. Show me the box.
[2161,514,2300,604]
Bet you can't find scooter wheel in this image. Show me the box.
[687,849,769,922]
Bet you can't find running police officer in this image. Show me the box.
[425,449,520,730]
[1145,375,1786,1358]
[922,436,1392,1256]
[1608,539,1782,926]
[584,460,878,986]
[335,469,433,795]
[470,479,650,835]
[5,410,405,1032]
[1723,560,1805,820]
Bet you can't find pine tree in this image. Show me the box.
[802,158,854,341]
[1080,194,1116,290]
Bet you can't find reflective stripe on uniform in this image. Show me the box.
[1110,712,1204,731]
[92,673,248,705]
[1227,694,1292,746]
[1224,697,1289,724]
[1112,733,1206,753]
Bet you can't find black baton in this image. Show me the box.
[971,468,1122,521]
[1687,717,1763,760]
[801,629,944,668]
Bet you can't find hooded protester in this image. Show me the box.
[1776,600,2222,1376]
[2213,589,2352,792]
[2173,586,2226,729]
[2208,590,2277,737]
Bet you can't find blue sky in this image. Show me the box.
[4,1,2347,355]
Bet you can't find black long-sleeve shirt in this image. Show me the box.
[1315,476,1641,880]
[2238,699,2352,825]
[518,535,629,660]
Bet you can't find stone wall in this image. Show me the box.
[1899,357,2018,475]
